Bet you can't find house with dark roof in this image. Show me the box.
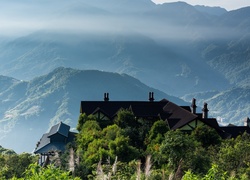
[34,121,77,166]
[80,92,250,139]
[220,117,250,138]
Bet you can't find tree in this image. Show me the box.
[0,153,37,179]
[145,120,169,153]
[108,134,139,162]
[82,124,139,165]
[11,163,81,180]
[187,146,211,175]
[0,145,16,155]
[182,164,228,180]
[191,125,222,148]
[114,109,154,150]
[145,120,169,168]
[77,113,97,131]
[76,120,101,151]
[159,130,198,171]
[114,109,136,128]
[216,132,250,178]
[76,123,140,179]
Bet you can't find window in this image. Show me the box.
[93,111,110,121]
[180,119,205,130]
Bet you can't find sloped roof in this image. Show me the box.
[48,121,70,138]
[129,103,168,118]
[34,122,76,154]
[80,98,250,140]
[202,118,220,129]
[80,99,199,129]
[92,107,110,118]
[163,102,198,130]
[35,133,50,153]
[220,126,250,138]
[80,100,171,119]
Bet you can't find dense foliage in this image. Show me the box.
[73,110,250,179]
[12,163,80,180]
[1,109,250,179]
[0,153,37,179]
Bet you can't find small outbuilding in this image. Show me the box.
[34,121,77,166]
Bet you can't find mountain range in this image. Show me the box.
[0,0,250,152]
[0,67,183,153]
[0,0,243,95]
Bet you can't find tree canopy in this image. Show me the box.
[2,109,250,179]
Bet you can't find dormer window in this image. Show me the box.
[93,111,110,121]
[92,107,110,121]
[180,119,205,131]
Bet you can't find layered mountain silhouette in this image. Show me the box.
[0,0,250,152]
[1,0,246,95]
[0,67,183,153]
[182,86,250,126]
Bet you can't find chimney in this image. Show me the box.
[191,98,197,114]
[244,117,250,127]
[104,93,109,101]
[202,102,209,119]
[149,92,154,102]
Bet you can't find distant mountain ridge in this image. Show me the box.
[194,5,227,16]
[0,0,245,96]
[0,0,250,152]
[182,86,250,126]
[0,67,183,153]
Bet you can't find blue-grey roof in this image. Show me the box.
[34,132,76,154]
[48,121,70,138]
[34,122,76,154]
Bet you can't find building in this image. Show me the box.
[80,92,250,139]
[34,121,77,166]
[221,117,250,138]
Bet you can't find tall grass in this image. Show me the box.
[144,155,152,179]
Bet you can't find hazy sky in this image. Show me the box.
[152,0,250,10]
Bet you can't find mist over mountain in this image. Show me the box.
[182,86,250,126]
[0,0,250,152]
[0,0,236,95]
[0,0,248,96]
[0,67,183,153]
[194,5,227,16]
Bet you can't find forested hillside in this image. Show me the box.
[0,0,249,154]
[0,0,249,95]
[1,110,250,179]
[182,86,250,125]
[73,111,250,179]
[0,67,180,153]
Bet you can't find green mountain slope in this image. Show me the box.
[182,86,250,125]
[0,67,183,153]
[198,7,250,86]
[0,1,249,152]
[0,0,238,96]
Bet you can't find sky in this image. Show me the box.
[152,0,250,10]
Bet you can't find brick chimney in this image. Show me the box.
[149,92,154,102]
[202,102,209,119]
[104,93,109,101]
[191,98,197,114]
